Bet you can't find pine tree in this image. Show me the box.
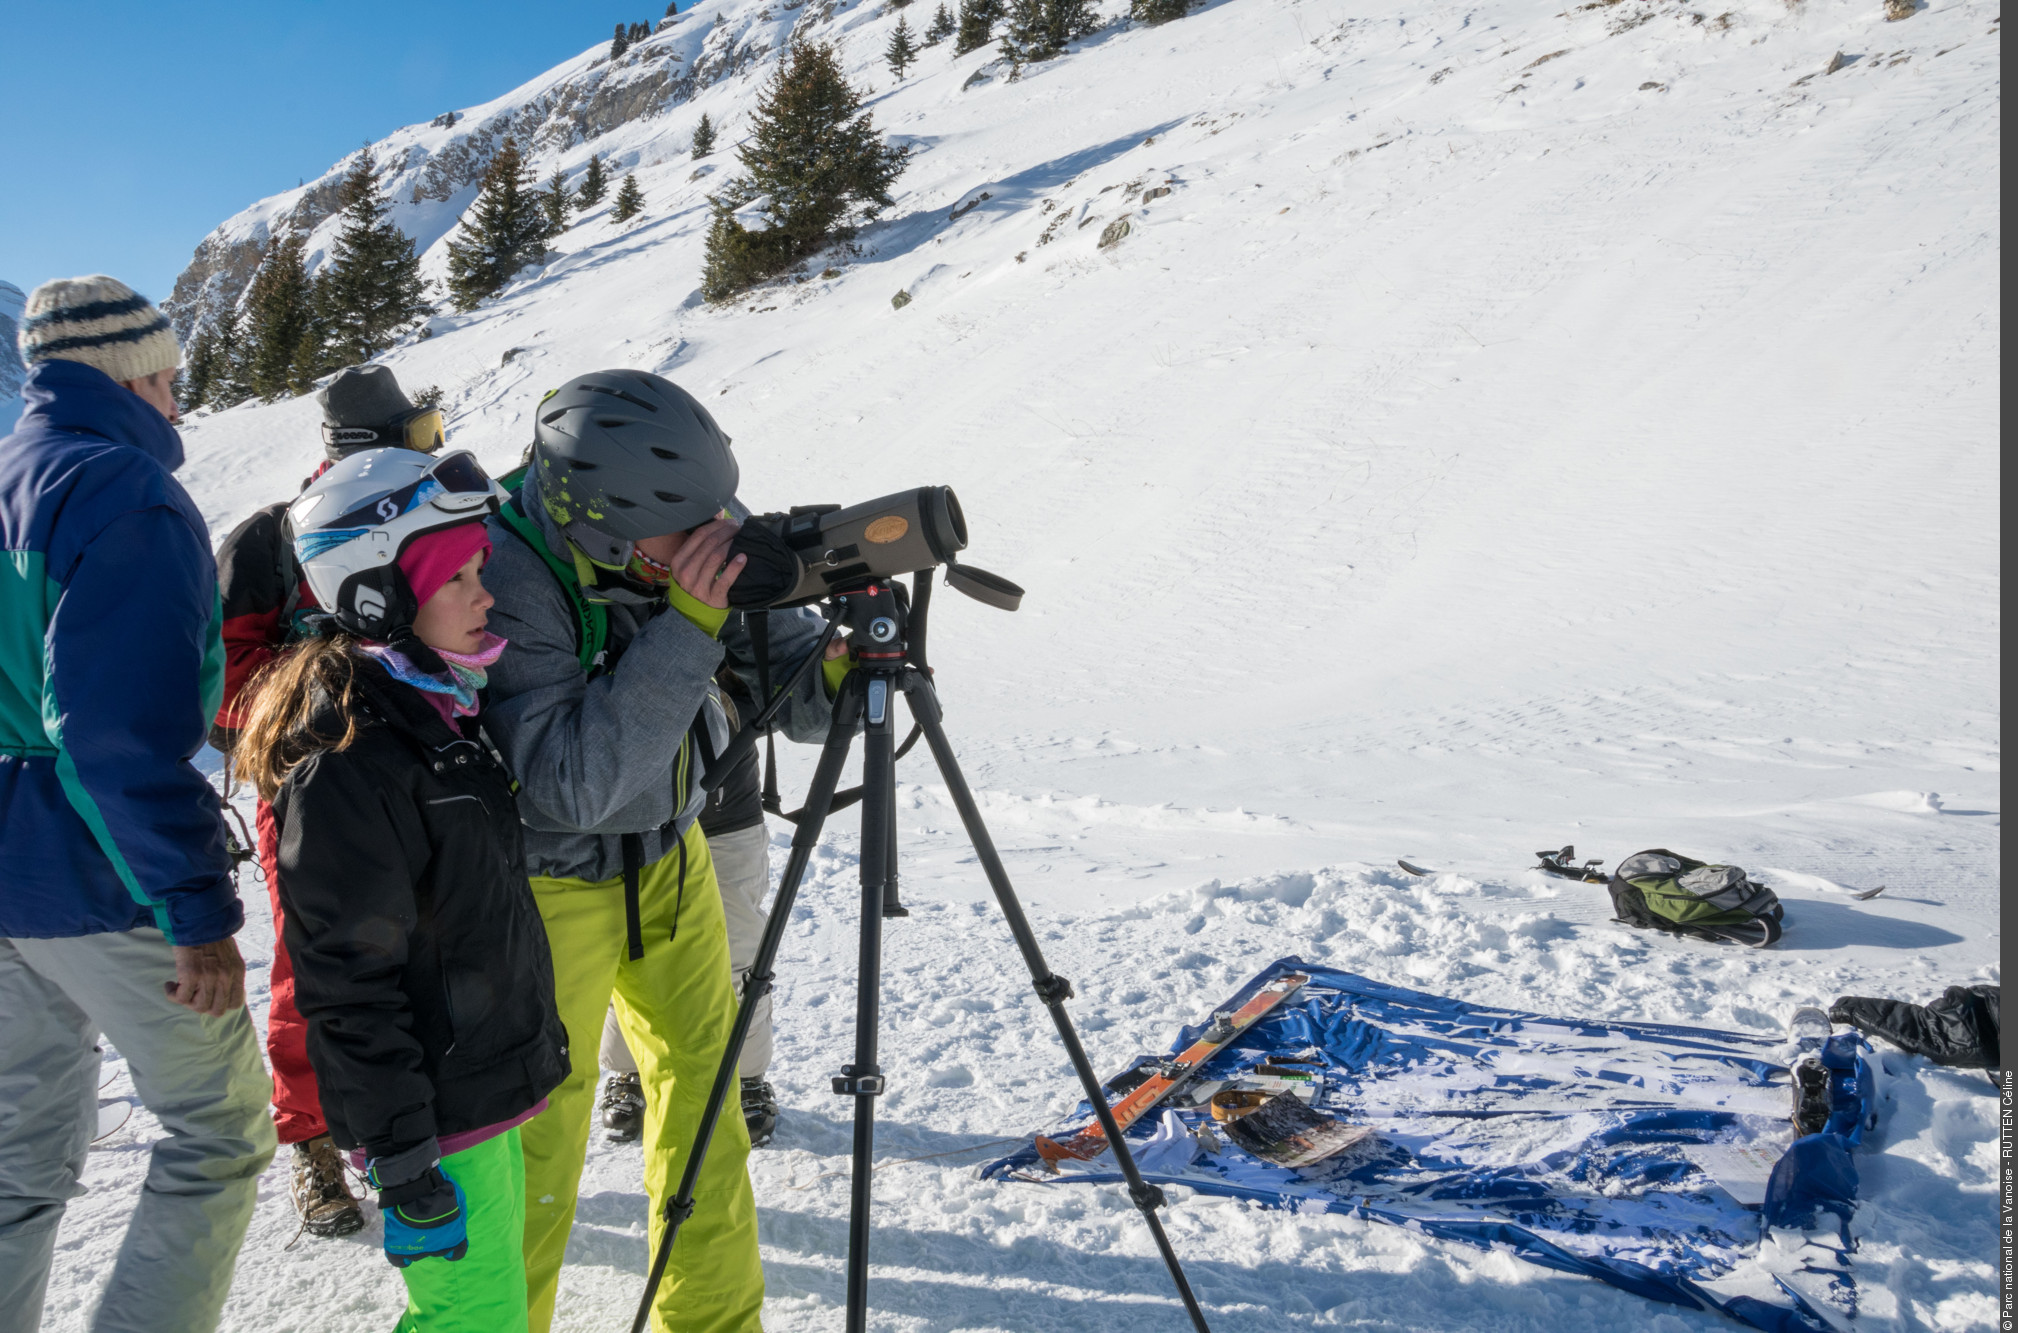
[700,41,911,301]
[1002,0,1096,62]
[577,153,610,208]
[611,173,646,222]
[611,23,630,59]
[289,283,338,395]
[207,307,252,409]
[445,137,550,310]
[1053,0,1100,38]
[319,150,433,364]
[925,2,955,43]
[180,327,219,411]
[541,167,573,235]
[692,112,717,158]
[241,235,313,401]
[954,0,999,54]
[1130,0,1189,21]
[886,15,918,78]
[665,1,680,14]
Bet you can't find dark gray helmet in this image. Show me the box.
[532,370,739,560]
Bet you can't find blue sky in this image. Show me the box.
[1,2,632,306]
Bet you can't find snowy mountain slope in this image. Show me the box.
[44,0,2001,1327]
[0,280,25,433]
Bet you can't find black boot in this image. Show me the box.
[599,1071,645,1143]
[741,1077,778,1148]
[1790,1056,1832,1136]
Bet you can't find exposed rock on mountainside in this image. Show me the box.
[164,7,818,340]
[0,281,28,402]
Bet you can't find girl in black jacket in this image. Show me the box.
[235,448,567,1332]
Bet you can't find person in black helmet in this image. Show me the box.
[209,362,447,1241]
[482,370,836,1332]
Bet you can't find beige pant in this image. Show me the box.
[0,929,276,1333]
[600,821,774,1080]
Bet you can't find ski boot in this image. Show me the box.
[741,1077,779,1148]
[290,1134,365,1238]
[599,1071,645,1143]
[1787,1006,1834,1136]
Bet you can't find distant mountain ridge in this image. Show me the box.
[164,3,838,341]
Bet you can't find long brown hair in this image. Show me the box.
[231,633,367,801]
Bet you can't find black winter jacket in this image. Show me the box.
[274,657,570,1157]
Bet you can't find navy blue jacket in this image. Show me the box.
[0,360,237,944]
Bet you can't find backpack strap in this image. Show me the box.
[497,488,608,676]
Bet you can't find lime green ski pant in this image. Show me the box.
[522,823,764,1333]
[396,1127,528,1333]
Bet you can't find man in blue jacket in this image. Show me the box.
[0,276,275,1332]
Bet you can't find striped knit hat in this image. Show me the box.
[18,275,180,384]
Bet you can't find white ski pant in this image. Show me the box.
[0,929,276,1333]
[601,822,775,1080]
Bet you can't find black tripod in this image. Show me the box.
[630,571,1213,1333]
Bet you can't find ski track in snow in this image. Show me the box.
[35,0,2001,1325]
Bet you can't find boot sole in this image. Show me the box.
[301,1206,367,1238]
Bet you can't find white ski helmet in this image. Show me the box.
[290,447,504,639]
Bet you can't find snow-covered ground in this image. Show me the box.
[37,0,2001,1325]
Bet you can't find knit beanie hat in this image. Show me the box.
[18,276,180,384]
[398,522,492,609]
[319,364,414,430]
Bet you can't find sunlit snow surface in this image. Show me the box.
[43,0,1999,1324]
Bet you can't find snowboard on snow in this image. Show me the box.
[1036,972,1310,1164]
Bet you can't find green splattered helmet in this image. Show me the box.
[532,369,739,567]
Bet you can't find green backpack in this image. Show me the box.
[1607,849,1785,948]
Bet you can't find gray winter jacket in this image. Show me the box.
[482,471,834,883]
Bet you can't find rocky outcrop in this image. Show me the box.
[165,17,800,337]
[0,280,27,402]
[163,171,348,340]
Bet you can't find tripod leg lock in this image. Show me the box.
[833,1065,886,1096]
[662,1195,697,1228]
[1128,1180,1170,1212]
[1032,973,1075,1005]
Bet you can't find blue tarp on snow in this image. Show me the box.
[984,958,1875,1332]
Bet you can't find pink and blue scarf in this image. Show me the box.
[362,632,507,719]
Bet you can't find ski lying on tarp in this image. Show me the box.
[1035,972,1310,1164]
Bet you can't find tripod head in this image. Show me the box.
[825,558,1022,681]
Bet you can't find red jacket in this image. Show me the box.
[210,463,330,749]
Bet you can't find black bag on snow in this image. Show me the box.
[1607,849,1785,948]
[1830,986,2000,1068]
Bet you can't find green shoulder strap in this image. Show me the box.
[495,467,608,675]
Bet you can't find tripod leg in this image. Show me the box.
[629,677,867,1333]
[903,672,1215,1333]
[842,674,899,1332]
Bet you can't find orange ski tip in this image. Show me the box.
[1035,1132,1103,1163]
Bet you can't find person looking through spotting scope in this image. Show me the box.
[483,369,840,1331]
[209,362,448,1240]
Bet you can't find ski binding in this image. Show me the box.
[1035,973,1310,1164]
[1534,845,1607,883]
